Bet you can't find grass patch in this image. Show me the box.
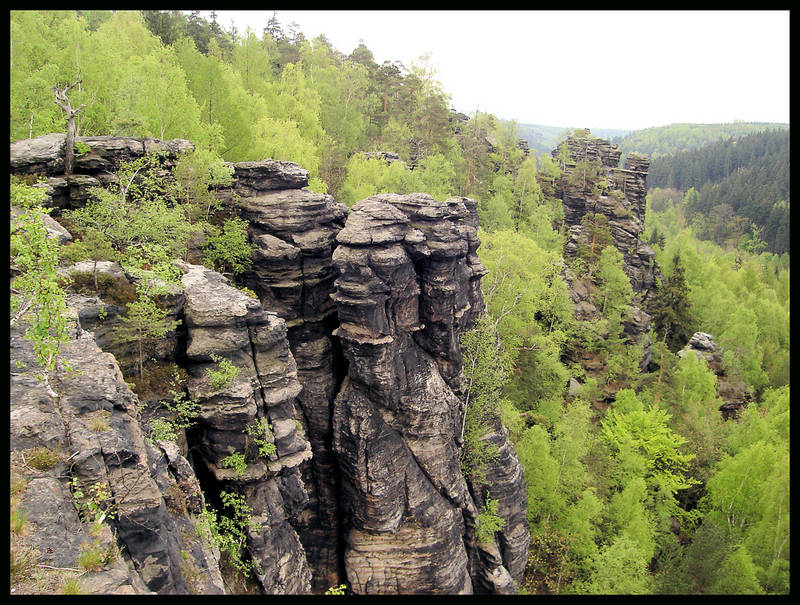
[24,447,61,471]
[77,540,117,572]
[87,410,112,432]
[10,507,27,535]
[59,578,84,595]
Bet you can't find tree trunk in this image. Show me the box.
[53,79,85,176]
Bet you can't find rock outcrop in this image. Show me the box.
[330,193,528,594]
[555,132,661,370]
[11,316,224,595]
[678,332,752,419]
[556,134,661,306]
[10,133,194,216]
[179,262,313,594]
[10,134,530,595]
[215,161,350,592]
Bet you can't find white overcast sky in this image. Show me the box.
[207,10,790,132]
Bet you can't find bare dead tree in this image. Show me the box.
[53,79,86,175]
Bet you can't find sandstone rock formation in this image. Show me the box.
[215,161,350,591]
[11,316,224,595]
[330,193,528,594]
[10,134,530,595]
[555,132,661,370]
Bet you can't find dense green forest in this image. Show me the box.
[645,129,789,254]
[10,10,789,595]
[612,121,788,158]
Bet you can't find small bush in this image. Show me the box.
[206,354,240,390]
[130,361,188,401]
[244,418,277,458]
[195,491,259,581]
[475,495,506,545]
[325,584,348,595]
[221,452,247,476]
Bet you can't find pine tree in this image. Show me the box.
[650,253,698,353]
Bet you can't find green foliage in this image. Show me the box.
[710,546,765,595]
[650,253,698,353]
[145,371,200,443]
[59,229,118,266]
[10,183,72,395]
[206,354,240,389]
[112,295,180,379]
[601,389,698,546]
[615,121,788,159]
[221,452,247,477]
[646,129,789,254]
[477,230,573,414]
[324,584,348,595]
[575,535,655,595]
[196,490,259,580]
[201,217,254,276]
[70,479,116,525]
[459,316,512,483]
[475,495,506,545]
[594,245,633,337]
[244,418,277,459]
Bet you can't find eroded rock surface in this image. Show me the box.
[217,163,349,591]
[179,262,313,594]
[10,315,223,595]
[555,133,661,369]
[330,193,528,594]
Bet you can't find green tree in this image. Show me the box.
[650,253,698,353]
[112,295,180,379]
[459,315,515,484]
[10,182,72,398]
[201,217,254,277]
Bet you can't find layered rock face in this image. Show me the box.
[215,162,350,591]
[555,133,662,369]
[330,194,528,594]
[11,316,224,595]
[10,134,530,595]
[10,133,194,216]
[179,262,314,593]
[556,134,661,306]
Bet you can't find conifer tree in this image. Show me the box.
[650,253,698,353]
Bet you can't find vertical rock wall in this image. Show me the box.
[330,194,529,594]
[217,162,349,591]
[555,133,662,368]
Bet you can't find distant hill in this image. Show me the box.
[613,122,789,159]
[517,123,631,156]
[648,128,790,255]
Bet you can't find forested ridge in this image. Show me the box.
[10,10,789,596]
[612,121,789,159]
[646,129,789,255]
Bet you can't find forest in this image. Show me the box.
[611,121,789,159]
[9,10,789,596]
[646,129,789,254]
